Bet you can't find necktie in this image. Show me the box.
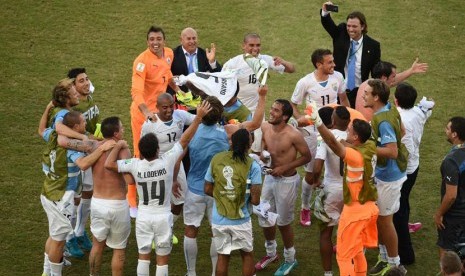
[347,40,358,90]
[187,52,196,74]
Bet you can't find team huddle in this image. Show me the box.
[38,2,465,276]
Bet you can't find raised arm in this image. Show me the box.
[391,58,428,87]
[320,2,339,39]
[241,85,268,131]
[308,103,346,158]
[273,56,295,73]
[38,101,54,137]
[178,100,212,149]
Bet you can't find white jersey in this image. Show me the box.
[117,143,183,214]
[398,106,432,174]
[223,54,284,112]
[315,129,348,187]
[141,110,194,155]
[291,71,346,108]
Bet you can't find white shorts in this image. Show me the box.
[171,162,187,206]
[251,126,263,153]
[212,221,253,254]
[40,194,74,241]
[302,127,317,173]
[136,211,173,255]
[323,184,344,227]
[375,176,406,216]
[259,173,300,227]
[183,190,213,228]
[90,197,131,249]
[81,167,93,192]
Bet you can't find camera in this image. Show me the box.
[326,4,339,13]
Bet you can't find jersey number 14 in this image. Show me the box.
[138,180,165,205]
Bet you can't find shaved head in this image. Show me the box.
[157,93,174,103]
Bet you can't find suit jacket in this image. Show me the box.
[169,45,222,93]
[321,11,381,83]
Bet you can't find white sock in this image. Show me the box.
[173,214,179,224]
[265,240,277,257]
[324,271,333,276]
[184,236,197,275]
[284,246,296,263]
[74,198,91,237]
[210,238,218,276]
[387,256,400,267]
[137,259,150,276]
[156,264,168,276]
[49,261,63,276]
[43,253,51,275]
[301,179,312,210]
[379,244,388,261]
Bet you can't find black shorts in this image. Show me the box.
[437,216,465,250]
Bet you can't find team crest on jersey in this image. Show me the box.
[136,62,145,72]
[332,83,338,92]
[124,159,133,164]
[166,57,171,64]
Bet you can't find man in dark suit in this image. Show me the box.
[169,27,222,177]
[169,27,222,94]
[320,2,381,108]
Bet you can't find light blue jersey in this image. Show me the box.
[187,124,229,195]
[374,103,406,182]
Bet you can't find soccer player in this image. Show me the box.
[222,32,295,153]
[307,103,379,276]
[39,111,114,276]
[290,48,348,227]
[205,129,262,276]
[393,83,434,265]
[42,78,85,140]
[255,99,311,275]
[39,78,92,259]
[354,60,428,121]
[88,117,134,276]
[130,25,180,157]
[312,106,350,275]
[364,79,408,274]
[183,85,268,276]
[105,100,211,276]
[435,117,465,260]
[67,67,101,256]
[140,93,195,235]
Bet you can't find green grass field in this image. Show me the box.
[1,0,465,275]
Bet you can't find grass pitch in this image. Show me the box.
[1,0,465,275]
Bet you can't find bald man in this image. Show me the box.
[169,27,222,94]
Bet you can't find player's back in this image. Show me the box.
[187,124,229,195]
[132,158,173,213]
[92,144,128,200]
